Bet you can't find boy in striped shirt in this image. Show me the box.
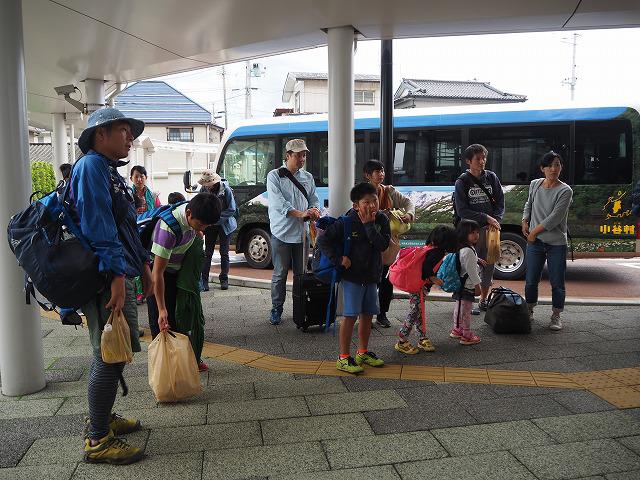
[148,194,221,346]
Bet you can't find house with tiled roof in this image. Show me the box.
[282,72,381,113]
[394,79,527,108]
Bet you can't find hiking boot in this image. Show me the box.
[336,356,364,374]
[417,338,436,352]
[220,279,229,290]
[394,341,419,355]
[269,308,282,326]
[355,351,385,367]
[198,361,209,372]
[376,313,391,328]
[449,327,463,339]
[84,431,144,465]
[471,308,481,316]
[84,413,141,438]
[459,332,481,345]
[479,300,488,311]
[549,311,563,331]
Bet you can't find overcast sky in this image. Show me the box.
[157,28,640,130]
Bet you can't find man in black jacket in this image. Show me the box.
[318,182,390,374]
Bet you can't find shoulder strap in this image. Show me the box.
[278,167,308,202]
[158,203,186,244]
[341,214,353,257]
[529,179,544,211]
[464,172,496,207]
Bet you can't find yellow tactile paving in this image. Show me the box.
[566,371,626,389]
[359,364,402,379]
[247,355,321,374]
[218,348,266,364]
[487,369,536,386]
[530,371,581,389]
[316,360,354,377]
[444,367,490,384]
[400,365,445,382]
[589,386,640,409]
[599,367,640,386]
[201,343,238,358]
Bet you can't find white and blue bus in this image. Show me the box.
[214,103,638,279]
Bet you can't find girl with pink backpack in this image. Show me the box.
[389,225,457,354]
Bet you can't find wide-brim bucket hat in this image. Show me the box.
[78,107,145,154]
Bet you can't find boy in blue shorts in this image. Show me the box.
[318,182,391,373]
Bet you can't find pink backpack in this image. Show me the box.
[388,245,438,294]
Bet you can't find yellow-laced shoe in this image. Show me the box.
[394,341,419,355]
[109,413,141,435]
[84,431,144,465]
[417,338,436,352]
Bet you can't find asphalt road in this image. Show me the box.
[209,253,640,301]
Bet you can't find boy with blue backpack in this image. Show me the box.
[317,182,390,374]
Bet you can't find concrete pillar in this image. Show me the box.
[52,113,68,182]
[144,147,155,188]
[68,123,75,162]
[185,151,194,172]
[327,26,355,216]
[84,79,105,113]
[0,0,46,396]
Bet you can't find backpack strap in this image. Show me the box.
[157,205,184,245]
[463,172,497,207]
[278,167,309,202]
[324,214,353,335]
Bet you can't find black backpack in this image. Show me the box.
[7,183,106,310]
[483,286,531,334]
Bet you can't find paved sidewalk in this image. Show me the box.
[1,286,640,479]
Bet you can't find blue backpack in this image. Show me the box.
[137,201,188,249]
[311,215,352,333]
[437,251,469,293]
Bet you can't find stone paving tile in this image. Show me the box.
[270,465,401,480]
[435,382,499,402]
[305,390,407,415]
[512,439,640,480]
[339,376,424,392]
[72,451,203,480]
[185,382,255,404]
[201,442,329,479]
[364,404,477,434]
[207,360,294,385]
[488,385,568,397]
[56,390,158,416]
[261,413,373,444]
[605,471,640,480]
[20,431,148,465]
[207,396,309,423]
[146,421,261,454]
[395,451,536,480]
[254,378,346,399]
[44,368,84,384]
[535,332,606,345]
[0,431,35,468]
[324,431,447,469]
[119,404,207,429]
[592,340,640,355]
[532,411,640,443]
[615,436,640,456]
[465,395,572,423]
[550,390,617,414]
[577,353,640,371]
[482,358,593,372]
[0,397,64,419]
[20,380,87,399]
[431,419,555,456]
[0,464,77,480]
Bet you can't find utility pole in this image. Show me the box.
[221,65,228,128]
[562,33,579,101]
[245,60,252,119]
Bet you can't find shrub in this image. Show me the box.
[31,161,57,200]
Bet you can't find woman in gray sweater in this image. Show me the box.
[522,151,573,331]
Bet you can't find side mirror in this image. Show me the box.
[183,170,199,193]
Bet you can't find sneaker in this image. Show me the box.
[459,332,481,345]
[355,351,385,367]
[336,356,364,374]
[269,308,282,325]
[84,413,142,438]
[417,338,436,352]
[220,279,229,290]
[479,300,488,311]
[376,313,391,328]
[471,308,481,316]
[394,341,419,355]
[84,431,144,465]
[198,361,209,372]
[449,327,463,339]
[549,313,563,331]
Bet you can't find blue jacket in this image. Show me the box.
[69,151,149,277]
[200,180,237,235]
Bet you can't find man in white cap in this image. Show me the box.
[73,107,151,464]
[198,169,237,291]
[266,139,320,325]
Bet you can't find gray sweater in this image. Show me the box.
[522,179,573,246]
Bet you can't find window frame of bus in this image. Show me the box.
[218,136,277,187]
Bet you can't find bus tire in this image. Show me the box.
[494,231,527,280]
[244,228,272,269]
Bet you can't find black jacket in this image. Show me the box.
[318,209,390,284]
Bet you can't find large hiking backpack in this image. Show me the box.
[7,184,106,309]
[484,286,531,334]
[388,245,438,294]
[137,201,187,249]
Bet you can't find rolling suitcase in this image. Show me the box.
[292,228,335,332]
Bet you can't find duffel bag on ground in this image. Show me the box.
[484,286,531,334]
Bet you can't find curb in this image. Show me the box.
[210,273,640,307]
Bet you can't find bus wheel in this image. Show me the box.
[244,228,272,269]
[494,232,527,280]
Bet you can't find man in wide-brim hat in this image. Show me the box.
[72,107,150,465]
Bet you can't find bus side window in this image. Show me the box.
[221,138,275,186]
[574,120,632,185]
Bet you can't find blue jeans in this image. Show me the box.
[271,236,303,311]
[525,239,567,310]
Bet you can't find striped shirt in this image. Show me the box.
[150,204,196,272]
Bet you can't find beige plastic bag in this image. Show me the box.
[100,310,133,364]
[148,331,202,403]
[486,227,501,265]
[382,233,401,266]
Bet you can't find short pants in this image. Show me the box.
[341,280,379,317]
